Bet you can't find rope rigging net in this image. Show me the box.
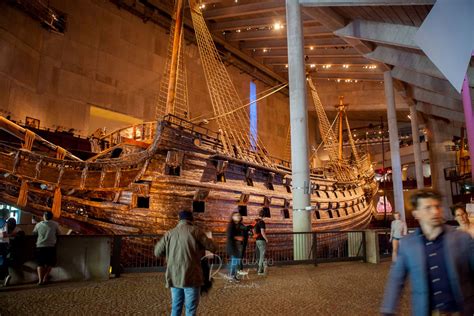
[188,0,273,166]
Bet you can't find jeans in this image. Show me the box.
[170,287,200,316]
[229,255,241,277]
[256,240,266,273]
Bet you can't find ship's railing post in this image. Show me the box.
[312,232,318,266]
[362,231,367,263]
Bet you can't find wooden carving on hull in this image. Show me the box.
[0,0,377,235]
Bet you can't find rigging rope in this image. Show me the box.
[192,83,288,123]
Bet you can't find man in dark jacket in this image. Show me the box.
[381,189,474,316]
[155,211,216,316]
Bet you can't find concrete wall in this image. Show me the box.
[0,0,300,159]
[7,236,111,285]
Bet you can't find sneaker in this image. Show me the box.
[3,275,11,287]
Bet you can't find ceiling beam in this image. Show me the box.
[275,66,383,75]
[253,47,360,58]
[225,25,332,41]
[264,56,371,65]
[304,8,391,73]
[302,7,345,30]
[335,19,419,50]
[415,102,465,123]
[391,67,461,100]
[365,46,474,87]
[209,15,312,32]
[204,1,284,20]
[299,0,435,6]
[310,73,383,81]
[239,38,349,50]
[146,0,287,86]
[409,86,463,112]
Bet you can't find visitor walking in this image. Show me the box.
[2,218,25,286]
[226,211,244,282]
[381,189,474,316]
[254,209,268,275]
[33,211,60,285]
[389,211,407,262]
[155,211,216,316]
[451,204,474,237]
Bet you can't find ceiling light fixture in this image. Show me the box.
[273,22,283,30]
[309,46,314,50]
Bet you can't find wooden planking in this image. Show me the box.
[386,6,413,25]
[402,5,423,26]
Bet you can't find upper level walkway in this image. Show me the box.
[0,261,410,316]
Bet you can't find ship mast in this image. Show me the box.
[335,96,348,160]
[165,0,184,115]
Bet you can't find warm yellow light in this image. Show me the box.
[199,3,206,9]
[309,46,314,50]
[236,29,241,33]
[310,64,316,68]
[90,106,142,124]
[285,64,288,68]
[273,22,283,30]
[263,48,268,53]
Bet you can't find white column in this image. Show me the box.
[286,0,312,259]
[410,103,424,189]
[383,71,405,219]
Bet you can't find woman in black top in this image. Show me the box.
[226,211,244,281]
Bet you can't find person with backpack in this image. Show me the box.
[253,209,268,275]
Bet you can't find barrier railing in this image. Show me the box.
[111,231,367,275]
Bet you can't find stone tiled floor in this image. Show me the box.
[0,261,410,316]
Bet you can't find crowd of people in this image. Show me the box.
[0,189,472,316]
[156,190,473,316]
[154,209,269,316]
[0,211,59,286]
[383,189,474,316]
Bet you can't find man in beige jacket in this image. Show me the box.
[155,211,216,316]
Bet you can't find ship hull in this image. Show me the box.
[0,118,376,235]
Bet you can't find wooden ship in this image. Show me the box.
[0,0,377,237]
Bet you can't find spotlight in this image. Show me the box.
[273,22,283,30]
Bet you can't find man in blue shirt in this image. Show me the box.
[381,189,474,316]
